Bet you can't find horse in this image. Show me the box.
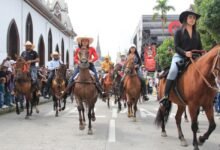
[112,63,126,111]
[155,45,220,150]
[51,64,67,117]
[14,57,39,119]
[123,57,141,121]
[102,67,114,108]
[73,48,98,135]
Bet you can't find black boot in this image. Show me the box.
[95,82,106,100]
[62,80,75,97]
[141,79,149,101]
[159,79,173,106]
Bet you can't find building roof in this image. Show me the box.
[24,0,76,37]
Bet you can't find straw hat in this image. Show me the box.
[50,51,60,58]
[76,36,93,45]
[179,9,201,24]
[104,55,110,59]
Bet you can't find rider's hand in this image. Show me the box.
[88,59,93,63]
[185,51,192,58]
[26,60,32,64]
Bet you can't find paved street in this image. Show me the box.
[0,95,220,150]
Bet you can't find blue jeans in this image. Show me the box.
[30,66,38,83]
[215,92,220,113]
[0,92,4,108]
[69,63,99,83]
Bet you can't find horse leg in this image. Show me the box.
[91,105,96,122]
[198,105,216,145]
[53,96,58,117]
[58,99,61,111]
[77,104,85,130]
[62,97,66,110]
[25,99,30,119]
[82,104,86,125]
[175,105,188,146]
[133,102,137,122]
[117,97,122,112]
[107,97,110,109]
[88,107,93,135]
[188,105,200,150]
[184,108,189,122]
[15,96,20,115]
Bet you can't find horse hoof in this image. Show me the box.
[180,139,188,147]
[88,129,93,135]
[16,110,20,115]
[36,110,40,113]
[61,107,65,111]
[198,136,204,146]
[79,125,85,130]
[161,131,167,137]
[55,113,58,117]
[92,117,96,122]
[193,146,199,150]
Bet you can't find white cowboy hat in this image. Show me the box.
[9,60,16,65]
[129,44,136,49]
[50,51,60,58]
[24,41,33,47]
[76,36,93,45]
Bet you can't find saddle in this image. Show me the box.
[159,54,201,105]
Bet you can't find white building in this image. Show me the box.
[0,0,77,68]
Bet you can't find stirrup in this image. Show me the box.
[159,95,169,104]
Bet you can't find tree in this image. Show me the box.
[153,0,175,34]
[155,37,174,70]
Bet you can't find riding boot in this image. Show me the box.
[141,79,149,101]
[95,82,106,99]
[61,80,75,97]
[159,79,174,107]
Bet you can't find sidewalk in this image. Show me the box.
[0,97,52,115]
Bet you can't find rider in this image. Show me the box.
[43,51,63,98]
[119,44,149,101]
[101,55,114,84]
[159,9,202,107]
[64,36,106,97]
[21,41,41,96]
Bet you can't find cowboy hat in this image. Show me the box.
[129,44,136,49]
[76,36,93,44]
[24,41,33,47]
[104,55,110,59]
[50,51,60,58]
[179,9,201,24]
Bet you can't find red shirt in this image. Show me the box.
[74,47,99,64]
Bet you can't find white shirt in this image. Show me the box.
[47,59,63,71]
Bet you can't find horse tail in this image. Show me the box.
[154,102,172,127]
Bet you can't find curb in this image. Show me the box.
[0,97,52,116]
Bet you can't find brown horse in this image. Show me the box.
[123,57,141,121]
[102,67,114,108]
[14,57,39,119]
[73,48,98,135]
[51,64,67,117]
[155,45,220,150]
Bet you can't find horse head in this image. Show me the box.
[78,48,90,69]
[124,57,136,75]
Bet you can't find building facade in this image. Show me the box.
[132,15,179,55]
[0,0,77,68]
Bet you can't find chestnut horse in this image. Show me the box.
[102,67,114,108]
[14,57,39,119]
[73,48,98,135]
[51,64,67,117]
[123,57,141,121]
[155,45,220,150]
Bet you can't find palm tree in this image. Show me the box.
[153,0,175,35]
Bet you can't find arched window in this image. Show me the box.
[61,39,64,62]
[48,29,53,61]
[66,51,69,68]
[7,19,20,60]
[55,44,59,52]
[25,13,33,42]
[38,35,45,66]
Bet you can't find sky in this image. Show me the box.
[65,0,194,62]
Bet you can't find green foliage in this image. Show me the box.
[194,0,218,49]
[155,37,174,69]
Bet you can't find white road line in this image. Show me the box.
[112,108,118,118]
[139,108,156,117]
[108,119,116,142]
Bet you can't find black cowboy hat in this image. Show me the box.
[179,9,201,24]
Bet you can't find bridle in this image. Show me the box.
[190,49,220,92]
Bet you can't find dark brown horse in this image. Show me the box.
[123,57,141,121]
[102,67,114,108]
[51,64,67,117]
[14,57,39,119]
[155,45,220,150]
[73,48,98,135]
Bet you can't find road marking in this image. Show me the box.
[139,108,156,117]
[108,119,116,142]
[112,108,118,118]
